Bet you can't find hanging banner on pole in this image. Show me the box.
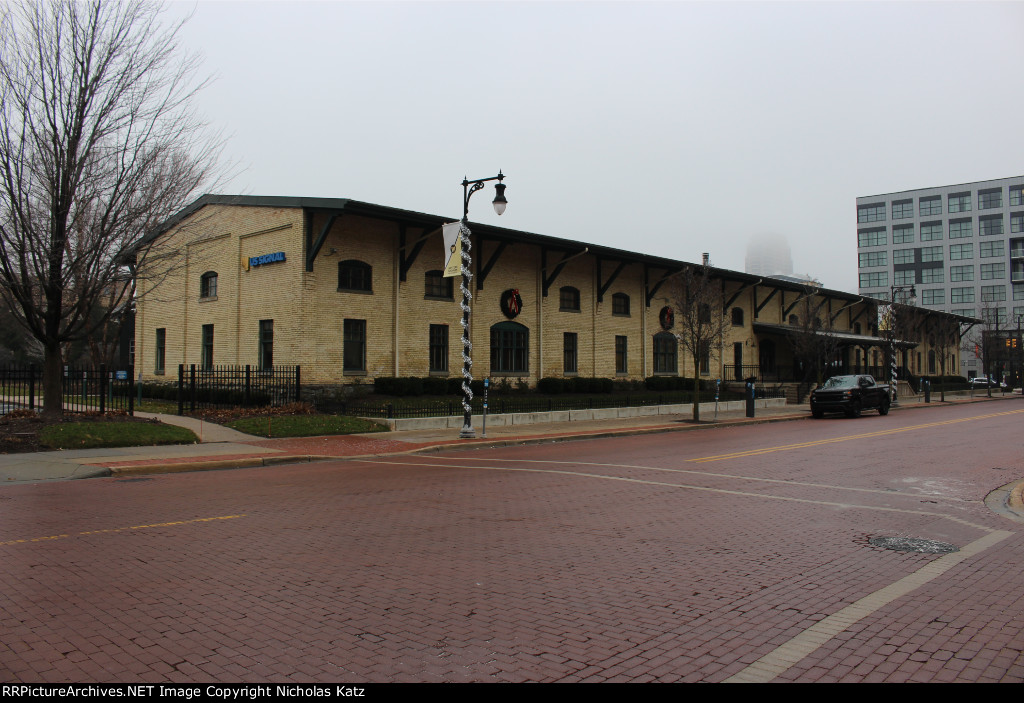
[442,221,463,277]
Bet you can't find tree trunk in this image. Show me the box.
[692,373,701,421]
[42,342,63,419]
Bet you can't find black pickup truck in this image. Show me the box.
[809,375,891,418]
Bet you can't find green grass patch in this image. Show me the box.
[225,414,388,438]
[136,398,180,414]
[40,422,198,450]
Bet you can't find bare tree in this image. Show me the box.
[669,263,728,421]
[788,285,840,387]
[0,0,221,416]
[925,313,960,402]
[963,301,1007,398]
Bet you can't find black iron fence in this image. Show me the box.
[344,388,784,420]
[177,364,301,414]
[0,364,135,414]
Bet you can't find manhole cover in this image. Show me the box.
[869,536,958,554]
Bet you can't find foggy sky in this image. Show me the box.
[166,0,1024,292]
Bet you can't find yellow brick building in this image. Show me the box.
[135,195,969,395]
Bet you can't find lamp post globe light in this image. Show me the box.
[888,284,917,404]
[457,172,507,439]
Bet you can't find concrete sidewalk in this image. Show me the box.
[0,392,1019,485]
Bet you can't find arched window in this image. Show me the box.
[424,270,453,299]
[612,292,630,316]
[854,322,862,335]
[559,286,580,312]
[338,260,372,292]
[199,271,218,299]
[653,332,677,374]
[731,307,744,326]
[491,321,529,373]
[789,314,799,325]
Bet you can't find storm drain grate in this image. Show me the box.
[869,536,958,554]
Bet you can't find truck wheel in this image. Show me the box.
[846,400,862,418]
[812,408,823,419]
[878,398,890,416]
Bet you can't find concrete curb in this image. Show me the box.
[984,479,1024,524]
[87,393,1023,479]
[105,411,813,476]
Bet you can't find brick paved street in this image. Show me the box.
[2,401,1023,682]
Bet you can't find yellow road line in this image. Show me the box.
[690,408,1024,463]
[0,514,246,547]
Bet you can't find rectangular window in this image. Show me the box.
[919,196,942,216]
[948,192,972,213]
[978,188,1003,210]
[859,271,888,288]
[559,287,581,311]
[950,243,973,260]
[949,218,973,239]
[950,265,974,282]
[857,227,886,247]
[201,324,214,370]
[951,309,973,318]
[858,251,887,267]
[921,289,945,306]
[951,287,975,304]
[980,240,1005,258]
[1010,186,1024,207]
[563,332,578,373]
[615,336,627,374]
[892,224,914,244]
[893,270,915,286]
[981,262,1005,280]
[920,222,943,241]
[258,320,273,370]
[920,246,943,263]
[857,203,886,223]
[892,248,914,265]
[653,335,677,374]
[491,322,530,374]
[980,214,1004,236]
[155,328,166,374]
[981,285,1006,302]
[921,268,944,284]
[982,308,1007,325]
[1013,213,1024,234]
[429,324,448,372]
[1015,284,1024,300]
[891,199,914,219]
[343,319,366,372]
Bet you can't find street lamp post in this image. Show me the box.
[889,284,917,404]
[457,172,507,439]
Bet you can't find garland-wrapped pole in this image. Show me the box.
[457,171,507,439]
[458,219,475,438]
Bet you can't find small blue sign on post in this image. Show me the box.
[115,370,127,381]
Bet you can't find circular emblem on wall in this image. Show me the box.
[500,289,523,319]
[659,306,674,330]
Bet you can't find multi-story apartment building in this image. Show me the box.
[857,176,1024,377]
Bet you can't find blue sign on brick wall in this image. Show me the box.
[249,251,286,267]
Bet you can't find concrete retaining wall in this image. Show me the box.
[375,397,788,431]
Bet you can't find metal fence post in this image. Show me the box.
[177,364,184,415]
[99,364,106,414]
[295,365,301,404]
[28,363,36,410]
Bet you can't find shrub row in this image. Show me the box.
[373,376,725,397]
